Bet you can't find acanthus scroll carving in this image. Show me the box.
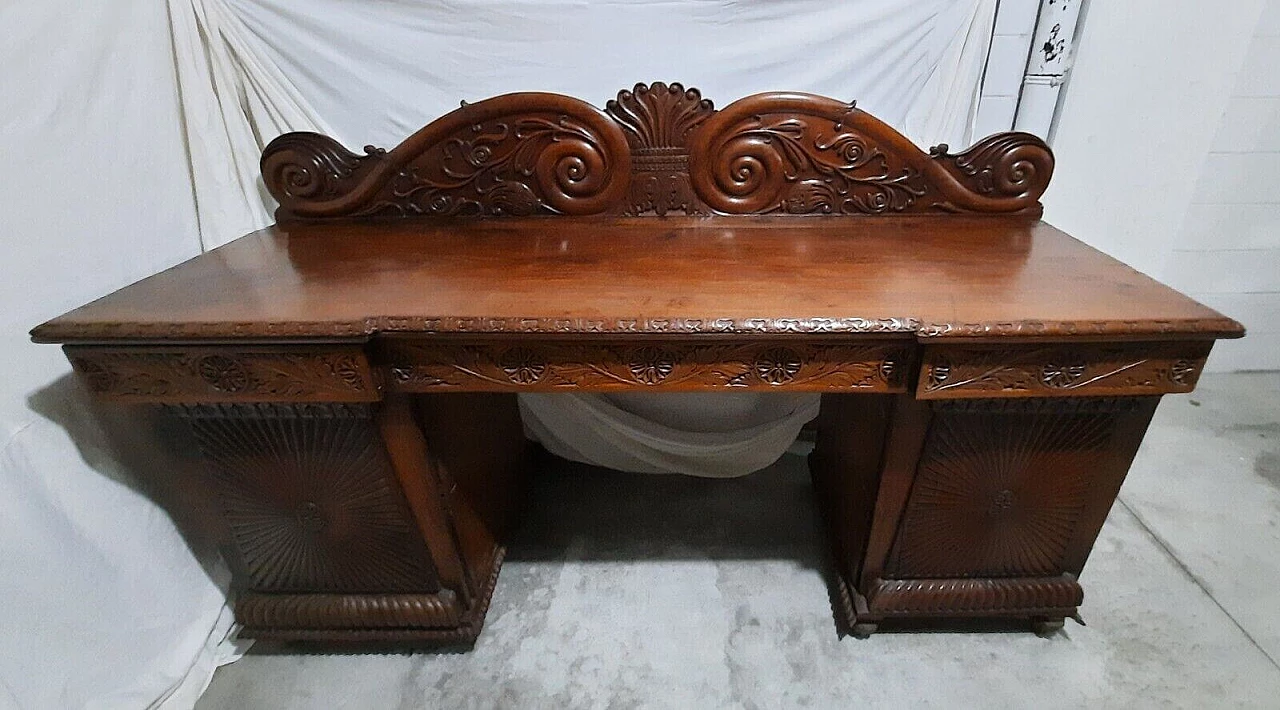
[263,93,631,219]
[688,95,932,215]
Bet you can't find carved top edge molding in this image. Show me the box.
[262,82,1054,220]
[33,315,1245,343]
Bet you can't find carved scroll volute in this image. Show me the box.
[687,92,1054,215]
[262,93,631,219]
[261,133,389,219]
[929,132,1054,212]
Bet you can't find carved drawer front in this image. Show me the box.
[886,398,1154,580]
[380,337,911,392]
[65,345,377,403]
[176,403,441,594]
[917,341,1212,399]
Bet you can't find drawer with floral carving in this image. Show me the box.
[379,337,913,393]
[916,341,1214,399]
[64,345,378,403]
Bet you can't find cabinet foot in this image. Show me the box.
[850,622,878,639]
[1031,617,1065,637]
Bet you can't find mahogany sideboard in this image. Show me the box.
[32,83,1244,643]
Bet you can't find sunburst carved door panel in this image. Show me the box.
[179,403,442,594]
[887,400,1127,579]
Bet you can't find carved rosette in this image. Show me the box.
[381,339,910,392]
[65,346,377,403]
[259,83,1054,220]
[918,342,1213,399]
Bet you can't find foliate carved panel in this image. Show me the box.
[65,346,377,403]
[261,82,1052,220]
[380,338,911,392]
[263,94,630,219]
[917,342,1212,399]
[175,403,440,594]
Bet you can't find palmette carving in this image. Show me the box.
[261,83,1053,220]
[65,346,377,402]
[606,82,714,215]
[918,342,1213,398]
[381,339,910,392]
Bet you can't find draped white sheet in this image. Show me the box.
[1,1,994,706]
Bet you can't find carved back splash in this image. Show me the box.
[262,82,1053,220]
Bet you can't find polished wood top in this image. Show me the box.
[32,216,1242,344]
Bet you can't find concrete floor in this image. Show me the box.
[196,373,1280,709]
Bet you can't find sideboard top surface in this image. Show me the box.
[31,216,1243,343]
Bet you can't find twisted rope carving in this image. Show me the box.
[868,576,1082,615]
[237,590,462,629]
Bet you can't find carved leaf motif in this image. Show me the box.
[370,116,614,217]
[694,109,930,215]
[605,82,714,216]
[1169,359,1197,385]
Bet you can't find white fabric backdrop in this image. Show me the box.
[1,1,994,706]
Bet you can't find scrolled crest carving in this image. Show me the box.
[262,83,1053,220]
